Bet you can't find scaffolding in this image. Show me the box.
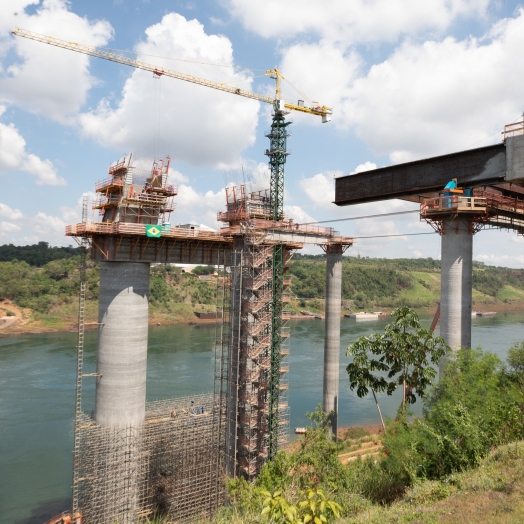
[74,394,225,524]
[94,154,177,225]
[65,150,351,521]
[219,186,292,478]
[70,243,230,524]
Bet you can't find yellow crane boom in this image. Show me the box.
[11,27,332,122]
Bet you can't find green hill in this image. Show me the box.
[2,248,524,331]
[289,254,524,313]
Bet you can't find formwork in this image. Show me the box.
[74,395,226,523]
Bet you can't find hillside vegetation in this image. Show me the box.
[2,246,524,330]
[290,254,524,312]
[203,344,524,524]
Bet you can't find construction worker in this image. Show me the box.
[443,178,459,208]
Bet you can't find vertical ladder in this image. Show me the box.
[72,196,89,522]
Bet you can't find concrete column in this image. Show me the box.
[323,246,343,440]
[439,216,473,374]
[95,261,150,428]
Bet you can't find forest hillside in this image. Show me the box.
[1,244,524,331]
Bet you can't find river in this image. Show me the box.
[1,312,523,524]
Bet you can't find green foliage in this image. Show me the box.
[343,427,369,440]
[0,241,80,266]
[346,307,449,409]
[472,266,524,297]
[0,258,99,313]
[261,490,297,523]
[427,348,524,450]
[379,347,524,492]
[191,264,216,275]
[288,254,524,310]
[506,341,524,388]
[260,489,341,524]
[5,310,15,317]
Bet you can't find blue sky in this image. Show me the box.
[2,0,524,266]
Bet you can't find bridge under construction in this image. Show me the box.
[66,143,352,523]
[17,24,524,524]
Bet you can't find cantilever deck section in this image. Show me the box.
[334,121,524,208]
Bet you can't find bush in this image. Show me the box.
[377,347,524,495]
[192,265,215,276]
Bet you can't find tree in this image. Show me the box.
[191,265,216,276]
[346,306,449,411]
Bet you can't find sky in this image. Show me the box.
[2,0,524,266]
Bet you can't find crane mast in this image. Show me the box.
[12,26,332,463]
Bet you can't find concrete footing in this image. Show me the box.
[95,261,150,429]
[323,248,343,439]
[439,217,473,374]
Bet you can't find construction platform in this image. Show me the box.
[421,189,524,234]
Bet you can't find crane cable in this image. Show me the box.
[301,209,420,225]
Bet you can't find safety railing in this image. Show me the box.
[474,190,524,215]
[95,176,125,192]
[220,218,335,236]
[124,190,170,206]
[421,196,487,216]
[65,222,229,242]
[503,120,524,141]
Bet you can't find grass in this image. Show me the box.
[497,285,524,301]
[399,281,435,304]
[336,441,524,523]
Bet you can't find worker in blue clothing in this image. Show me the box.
[443,178,457,208]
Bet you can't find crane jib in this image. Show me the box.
[12,27,332,120]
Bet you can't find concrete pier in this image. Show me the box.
[95,261,150,429]
[323,247,343,439]
[439,217,473,373]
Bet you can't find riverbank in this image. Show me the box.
[2,304,523,336]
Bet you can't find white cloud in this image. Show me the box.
[172,182,226,228]
[32,211,66,237]
[224,0,490,44]
[0,106,65,185]
[299,173,337,208]
[278,41,360,121]
[475,253,524,268]
[0,221,21,232]
[79,13,259,166]
[344,9,524,161]
[353,162,377,174]
[0,0,113,123]
[266,8,524,162]
[284,205,315,224]
[0,203,24,220]
[169,169,189,184]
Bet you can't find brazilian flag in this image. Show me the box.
[145,225,162,238]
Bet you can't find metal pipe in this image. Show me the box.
[439,216,473,374]
[323,246,343,440]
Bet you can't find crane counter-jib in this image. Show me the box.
[11,27,332,121]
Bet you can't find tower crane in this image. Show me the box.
[12,27,331,222]
[12,26,332,462]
